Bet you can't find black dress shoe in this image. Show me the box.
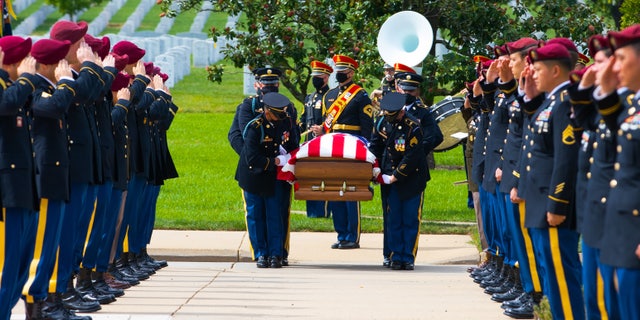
[338,241,360,249]
[390,261,403,270]
[504,300,534,319]
[501,292,530,310]
[403,263,414,270]
[269,256,283,268]
[492,286,523,303]
[331,241,344,249]
[256,256,269,268]
[60,289,101,313]
[382,256,391,268]
[282,257,289,266]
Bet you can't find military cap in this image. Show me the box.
[588,35,610,58]
[144,61,155,76]
[396,72,423,91]
[333,54,358,71]
[394,63,416,74]
[84,34,103,54]
[473,55,493,70]
[608,25,640,51]
[569,65,590,84]
[379,92,405,112]
[111,53,129,71]
[0,36,32,65]
[97,36,110,60]
[263,92,290,119]
[111,72,131,92]
[253,67,282,84]
[158,71,169,82]
[544,37,578,53]
[50,20,88,43]
[383,63,393,69]
[529,43,571,63]
[31,39,71,65]
[113,41,146,64]
[577,52,590,66]
[506,37,538,54]
[494,44,508,58]
[310,60,333,76]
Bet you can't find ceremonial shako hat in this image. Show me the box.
[396,72,423,91]
[380,92,405,112]
[394,63,416,74]
[577,52,590,66]
[31,39,71,65]
[111,72,131,91]
[545,37,578,53]
[608,25,640,51]
[333,54,358,71]
[253,67,282,84]
[0,36,32,65]
[507,37,538,54]
[310,61,333,76]
[50,20,88,43]
[113,41,146,64]
[588,35,610,58]
[529,43,571,63]
[263,92,290,119]
[494,44,508,58]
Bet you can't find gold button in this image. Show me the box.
[10,164,15,169]
[610,179,617,188]
[629,107,636,115]
[124,155,128,158]
[589,157,594,164]
[627,133,633,140]
[522,145,526,150]
[70,140,74,144]
[587,172,591,179]
[633,209,639,216]
[600,133,605,139]
[525,135,529,139]
[615,162,620,171]
[601,197,607,204]
[526,165,531,172]
[617,145,622,153]
[530,140,534,146]
[593,142,598,149]
[506,129,510,134]
[527,153,532,159]
[618,129,623,136]
[55,161,60,166]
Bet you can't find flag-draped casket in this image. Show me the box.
[278,133,375,201]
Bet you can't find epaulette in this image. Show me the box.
[404,117,420,128]
[251,117,263,128]
[414,100,428,109]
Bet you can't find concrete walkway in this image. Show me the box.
[11,231,513,319]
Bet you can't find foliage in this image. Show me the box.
[620,0,640,28]
[157,0,610,105]
[45,0,105,21]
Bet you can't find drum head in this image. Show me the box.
[431,97,466,152]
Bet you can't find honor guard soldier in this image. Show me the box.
[21,38,88,320]
[520,42,585,320]
[0,0,14,37]
[322,54,374,249]
[235,92,299,268]
[370,63,397,113]
[593,24,640,320]
[370,92,427,270]
[0,36,38,320]
[300,60,332,218]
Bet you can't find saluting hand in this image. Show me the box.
[117,88,130,101]
[18,56,37,75]
[0,49,4,66]
[598,56,619,96]
[76,42,94,64]
[55,59,72,81]
[133,60,146,77]
[498,59,513,83]
[486,60,500,83]
[153,74,163,90]
[580,66,597,89]
[522,65,539,99]
[103,54,115,68]
[472,77,483,97]
[546,212,566,227]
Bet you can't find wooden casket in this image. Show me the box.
[293,157,374,201]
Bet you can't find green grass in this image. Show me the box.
[202,11,227,34]
[137,3,164,31]
[32,9,63,35]
[16,0,45,21]
[101,0,142,35]
[168,5,199,34]
[78,1,110,22]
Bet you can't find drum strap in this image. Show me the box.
[323,84,362,132]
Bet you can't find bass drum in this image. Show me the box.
[431,96,466,152]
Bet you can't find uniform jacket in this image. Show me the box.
[94,66,117,183]
[127,76,155,179]
[110,93,130,191]
[470,94,490,186]
[300,85,328,141]
[481,80,511,194]
[404,99,443,182]
[498,79,525,193]
[0,71,38,211]
[323,81,374,140]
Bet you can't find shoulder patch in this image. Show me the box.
[363,104,374,118]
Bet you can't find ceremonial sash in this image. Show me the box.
[323,84,363,132]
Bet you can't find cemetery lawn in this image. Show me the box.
[155,67,476,234]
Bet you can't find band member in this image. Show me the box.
[300,61,332,218]
[370,92,427,270]
[319,54,374,249]
[371,63,397,113]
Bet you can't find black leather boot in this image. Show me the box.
[485,265,514,294]
[45,292,93,319]
[108,262,140,285]
[474,255,502,282]
[480,260,508,288]
[504,297,535,319]
[92,271,125,297]
[61,279,102,313]
[493,268,524,302]
[117,252,150,280]
[501,291,531,310]
[140,248,168,269]
[25,299,50,320]
[128,252,156,275]
[75,267,116,305]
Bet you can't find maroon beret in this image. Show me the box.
[569,65,591,84]
[588,35,610,58]
[545,37,578,53]
[31,39,71,65]
[50,20,88,43]
[153,66,161,76]
[507,37,538,55]
[144,61,155,76]
[111,72,131,92]
[529,43,571,63]
[0,36,32,65]
[158,71,169,83]
[111,53,129,72]
[493,44,508,58]
[608,25,640,51]
[112,41,145,64]
[84,34,103,53]
[98,37,110,60]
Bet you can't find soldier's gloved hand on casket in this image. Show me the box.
[372,167,381,179]
[375,174,395,185]
[275,154,290,166]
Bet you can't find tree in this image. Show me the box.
[45,0,104,22]
[159,0,611,105]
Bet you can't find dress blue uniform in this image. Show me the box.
[370,92,427,270]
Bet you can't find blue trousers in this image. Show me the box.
[479,187,496,255]
[0,208,37,320]
[244,186,285,259]
[598,260,621,320]
[116,175,146,256]
[279,181,292,258]
[129,178,150,254]
[494,185,511,265]
[305,201,329,218]
[504,197,541,294]
[141,184,161,248]
[380,184,391,258]
[82,181,114,269]
[24,199,66,302]
[72,184,99,272]
[529,227,584,320]
[55,182,89,293]
[329,201,360,243]
[614,266,640,320]
[387,186,423,264]
[582,243,618,320]
[96,189,124,272]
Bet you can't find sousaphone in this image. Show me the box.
[377,11,434,72]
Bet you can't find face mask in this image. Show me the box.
[336,72,349,83]
[383,111,400,124]
[405,94,416,105]
[259,85,279,95]
[312,77,325,90]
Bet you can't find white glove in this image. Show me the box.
[372,167,381,179]
[279,145,287,155]
[276,154,291,166]
[382,174,393,184]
